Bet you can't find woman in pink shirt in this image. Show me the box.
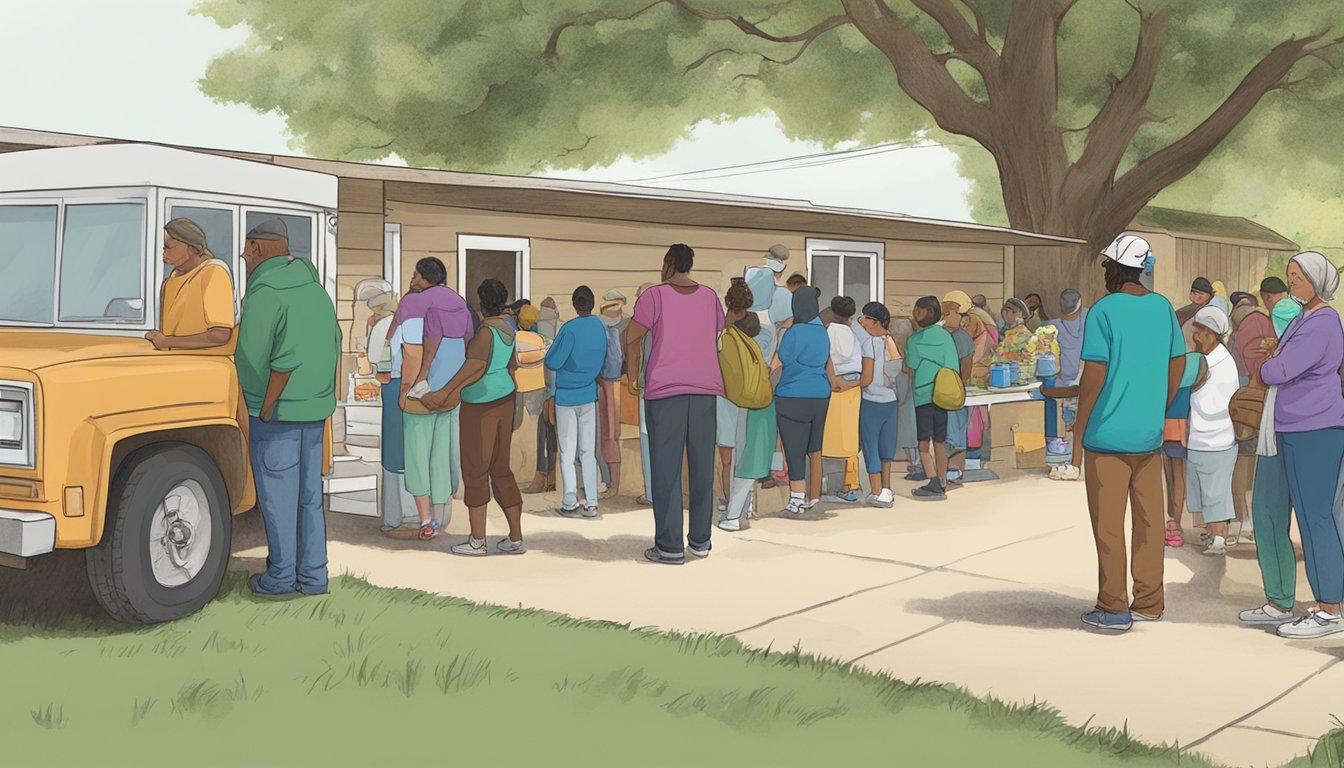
[625,244,725,565]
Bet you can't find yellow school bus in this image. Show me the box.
[0,144,338,623]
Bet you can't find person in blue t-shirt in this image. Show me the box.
[545,285,608,517]
[1074,234,1187,633]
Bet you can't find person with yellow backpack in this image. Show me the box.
[718,282,777,531]
[903,296,964,500]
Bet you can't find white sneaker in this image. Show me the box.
[1239,603,1295,625]
[1052,465,1080,481]
[450,538,487,557]
[1203,536,1227,556]
[783,495,805,516]
[495,537,526,555]
[1277,610,1344,639]
[866,489,895,509]
[716,517,742,532]
[801,498,820,510]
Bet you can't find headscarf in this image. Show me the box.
[164,218,213,259]
[792,286,821,325]
[967,306,998,345]
[518,303,539,331]
[1002,297,1029,328]
[1289,251,1340,302]
[1193,305,1230,341]
[962,309,987,340]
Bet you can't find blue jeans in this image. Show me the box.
[1281,430,1344,605]
[859,398,898,475]
[557,402,599,510]
[250,417,328,595]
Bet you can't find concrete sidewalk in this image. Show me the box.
[239,468,1341,768]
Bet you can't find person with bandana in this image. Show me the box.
[1248,252,1344,639]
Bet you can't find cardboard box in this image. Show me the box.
[988,399,1045,451]
[1012,426,1047,469]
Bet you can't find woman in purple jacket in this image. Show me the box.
[1259,251,1344,639]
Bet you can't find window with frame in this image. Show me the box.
[0,205,58,324]
[59,202,146,324]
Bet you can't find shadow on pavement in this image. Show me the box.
[907,589,1084,631]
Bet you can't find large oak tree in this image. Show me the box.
[197,0,1344,290]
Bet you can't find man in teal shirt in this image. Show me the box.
[903,296,961,500]
[236,218,341,598]
[1073,234,1185,632]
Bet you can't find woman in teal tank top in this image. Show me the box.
[433,279,525,557]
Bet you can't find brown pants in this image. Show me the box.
[597,378,622,465]
[460,393,523,510]
[1085,451,1165,615]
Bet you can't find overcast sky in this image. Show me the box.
[0,0,973,221]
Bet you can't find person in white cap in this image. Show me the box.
[1186,306,1240,556]
[1072,233,1185,632]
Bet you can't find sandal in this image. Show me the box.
[1164,524,1184,548]
[418,523,436,541]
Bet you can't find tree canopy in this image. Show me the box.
[196,0,1344,251]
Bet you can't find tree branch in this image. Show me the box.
[683,24,836,74]
[666,0,852,44]
[1111,30,1344,216]
[958,0,988,40]
[1061,9,1169,195]
[910,0,999,77]
[838,0,993,143]
[545,1,668,60]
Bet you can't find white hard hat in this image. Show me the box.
[1100,234,1151,268]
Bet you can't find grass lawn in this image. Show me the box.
[1,572,1338,767]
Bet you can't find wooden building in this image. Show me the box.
[1012,206,1298,318]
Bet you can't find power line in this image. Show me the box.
[618,139,981,184]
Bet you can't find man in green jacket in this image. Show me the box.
[236,218,341,598]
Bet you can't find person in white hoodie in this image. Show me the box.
[1186,306,1241,556]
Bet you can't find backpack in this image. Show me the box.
[600,324,622,381]
[932,366,966,411]
[718,324,773,409]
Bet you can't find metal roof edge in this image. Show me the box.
[0,125,1083,244]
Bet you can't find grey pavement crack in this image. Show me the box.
[1227,724,1323,741]
[727,525,1076,637]
[727,570,931,635]
[848,619,957,665]
[1184,656,1341,750]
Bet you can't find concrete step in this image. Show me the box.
[324,474,377,495]
[328,491,377,518]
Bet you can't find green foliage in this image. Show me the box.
[0,571,1240,767]
[194,1,1344,246]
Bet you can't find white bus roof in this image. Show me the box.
[0,143,338,208]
